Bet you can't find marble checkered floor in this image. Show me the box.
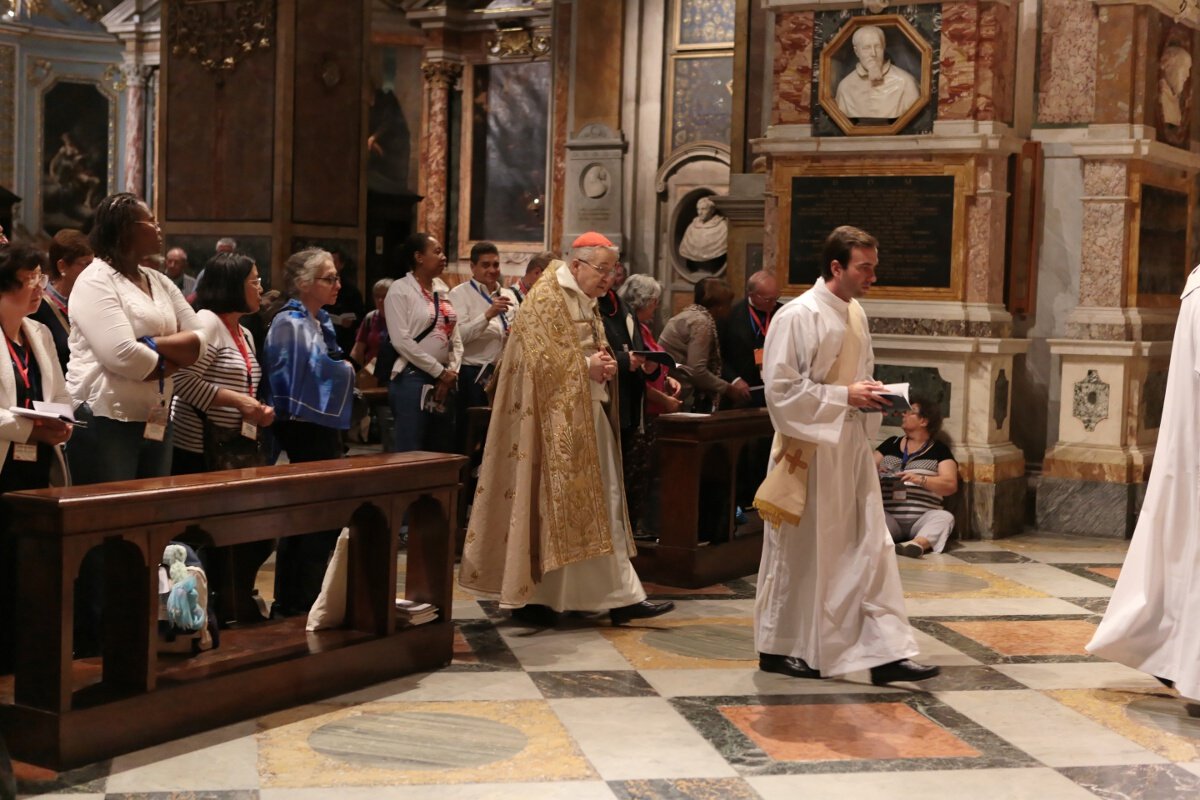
[15,533,1200,800]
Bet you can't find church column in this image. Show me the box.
[1035,2,1199,538]
[418,60,461,243]
[120,63,154,198]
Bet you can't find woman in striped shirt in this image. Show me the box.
[171,252,275,475]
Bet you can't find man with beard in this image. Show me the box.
[835,25,920,119]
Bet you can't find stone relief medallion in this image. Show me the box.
[993,369,1009,431]
[1073,370,1110,433]
[581,164,610,199]
[816,14,933,136]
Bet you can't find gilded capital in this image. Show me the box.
[421,60,463,90]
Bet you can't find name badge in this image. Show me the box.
[144,405,169,442]
[13,443,37,462]
[754,348,764,367]
[241,421,258,440]
[892,488,907,502]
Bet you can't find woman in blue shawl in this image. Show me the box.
[264,248,355,616]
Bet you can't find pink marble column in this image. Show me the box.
[419,61,461,243]
[121,64,153,198]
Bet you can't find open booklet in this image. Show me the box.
[862,382,912,413]
[8,401,85,427]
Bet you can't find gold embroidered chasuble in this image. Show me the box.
[459,261,635,605]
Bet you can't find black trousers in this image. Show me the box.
[271,420,343,615]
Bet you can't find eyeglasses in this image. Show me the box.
[133,218,161,230]
[248,277,263,287]
[580,259,615,279]
[24,271,48,289]
[316,275,342,285]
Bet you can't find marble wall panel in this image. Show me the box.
[763,190,778,277]
[938,2,977,121]
[1094,5,1138,124]
[980,1,1016,124]
[549,1,571,252]
[0,44,13,191]
[772,12,813,125]
[965,157,1008,305]
[1037,0,1097,125]
[1079,203,1127,307]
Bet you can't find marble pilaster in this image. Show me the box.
[418,60,461,243]
[120,63,154,198]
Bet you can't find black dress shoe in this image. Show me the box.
[609,599,675,625]
[759,652,823,679]
[510,604,559,627]
[870,659,941,685]
[1156,675,1176,689]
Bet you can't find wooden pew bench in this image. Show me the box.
[0,451,465,770]
[632,409,775,588]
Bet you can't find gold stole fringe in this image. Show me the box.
[753,298,866,527]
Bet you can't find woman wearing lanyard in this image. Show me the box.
[170,252,275,475]
[383,232,463,453]
[0,244,73,673]
[171,252,276,623]
[65,193,205,485]
[264,248,355,616]
[30,228,92,374]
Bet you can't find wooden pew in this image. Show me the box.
[632,409,775,588]
[0,451,465,770]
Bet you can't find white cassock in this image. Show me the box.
[1087,267,1200,698]
[754,279,918,675]
[521,266,647,612]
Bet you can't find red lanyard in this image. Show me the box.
[6,336,32,407]
[224,319,255,396]
[748,304,772,339]
[46,290,68,318]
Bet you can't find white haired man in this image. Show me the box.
[834,25,920,119]
[460,231,673,628]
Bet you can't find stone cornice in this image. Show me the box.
[1093,0,1200,30]
[762,0,1008,12]
[1048,338,1173,357]
[756,120,1025,158]
[1032,125,1200,172]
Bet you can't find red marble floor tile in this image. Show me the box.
[452,628,479,664]
[943,619,1097,656]
[1088,566,1122,581]
[640,581,736,597]
[718,702,980,762]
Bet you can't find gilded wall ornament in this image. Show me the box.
[421,60,462,89]
[167,0,274,75]
[487,26,551,59]
[1073,370,1110,433]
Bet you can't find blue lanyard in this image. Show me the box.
[473,281,508,333]
[140,336,165,396]
[900,436,931,470]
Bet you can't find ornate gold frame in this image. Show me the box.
[663,51,735,153]
[771,158,971,300]
[817,14,932,137]
[671,0,737,51]
[1126,165,1195,309]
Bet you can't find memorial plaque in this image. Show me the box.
[1136,184,1188,297]
[788,174,955,289]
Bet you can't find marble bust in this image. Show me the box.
[835,25,920,119]
[679,196,728,271]
[1159,45,1192,129]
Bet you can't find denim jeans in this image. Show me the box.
[389,366,455,453]
[66,403,174,485]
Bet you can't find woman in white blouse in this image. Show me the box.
[0,244,73,673]
[383,232,463,452]
[65,193,205,484]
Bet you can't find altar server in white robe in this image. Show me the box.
[753,225,940,685]
[1087,265,1200,705]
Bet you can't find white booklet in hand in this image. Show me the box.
[863,382,912,413]
[9,401,83,426]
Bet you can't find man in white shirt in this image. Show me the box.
[448,242,512,454]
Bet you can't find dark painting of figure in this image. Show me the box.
[42,81,109,234]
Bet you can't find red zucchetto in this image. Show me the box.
[571,231,615,248]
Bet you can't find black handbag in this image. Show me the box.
[202,415,266,470]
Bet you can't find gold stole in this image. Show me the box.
[753,297,866,527]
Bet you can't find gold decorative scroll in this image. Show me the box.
[487,26,551,59]
[167,0,275,75]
